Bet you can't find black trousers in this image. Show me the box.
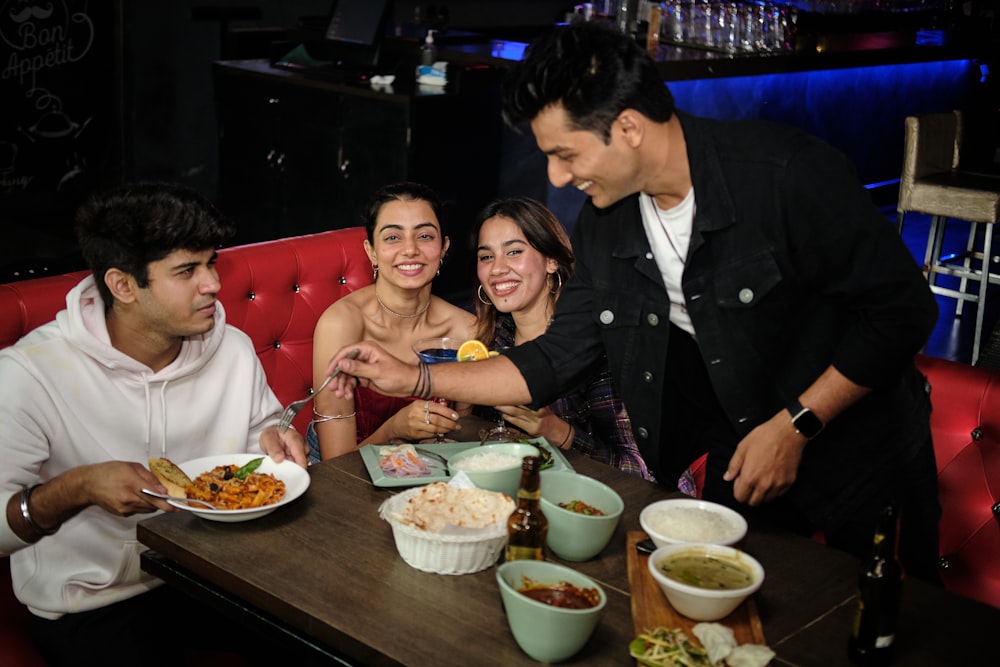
[660,323,941,583]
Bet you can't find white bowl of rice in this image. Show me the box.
[447,442,540,498]
[639,498,747,548]
[379,481,515,575]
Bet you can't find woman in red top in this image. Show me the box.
[308,182,474,461]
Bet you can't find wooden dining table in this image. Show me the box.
[137,448,1000,666]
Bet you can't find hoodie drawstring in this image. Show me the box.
[142,376,152,457]
[159,380,169,457]
[141,377,170,458]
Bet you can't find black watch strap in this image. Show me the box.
[787,398,824,440]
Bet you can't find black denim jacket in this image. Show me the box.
[506,112,938,529]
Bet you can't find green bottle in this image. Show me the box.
[848,504,902,666]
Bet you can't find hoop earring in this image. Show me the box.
[372,265,379,281]
[549,272,563,294]
[477,285,492,305]
[437,258,443,277]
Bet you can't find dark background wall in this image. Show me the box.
[0,0,568,281]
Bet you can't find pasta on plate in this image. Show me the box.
[186,464,286,510]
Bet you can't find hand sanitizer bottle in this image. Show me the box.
[420,29,437,67]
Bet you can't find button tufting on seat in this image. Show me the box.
[293,284,300,293]
[992,502,1000,516]
[248,291,255,301]
[273,341,280,349]
[939,556,951,569]
[339,276,347,284]
[972,428,984,441]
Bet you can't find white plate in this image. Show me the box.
[168,453,309,522]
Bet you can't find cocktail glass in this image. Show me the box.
[479,345,520,445]
[412,337,462,365]
[412,337,462,442]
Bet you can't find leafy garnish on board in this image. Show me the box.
[629,627,711,667]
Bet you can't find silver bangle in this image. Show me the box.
[20,484,57,537]
[311,408,356,423]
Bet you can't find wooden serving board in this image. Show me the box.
[626,531,766,654]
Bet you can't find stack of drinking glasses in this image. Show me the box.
[659,1,794,54]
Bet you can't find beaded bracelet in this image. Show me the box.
[20,484,57,537]
[311,408,356,423]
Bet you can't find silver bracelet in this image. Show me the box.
[20,484,57,537]
[311,408,356,423]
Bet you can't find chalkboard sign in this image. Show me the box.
[0,0,119,278]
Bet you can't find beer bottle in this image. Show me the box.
[848,503,902,666]
[505,456,547,561]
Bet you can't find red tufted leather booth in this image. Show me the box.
[0,227,372,664]
[915,354,1000,609]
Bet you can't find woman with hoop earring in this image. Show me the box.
[473,196,660,482]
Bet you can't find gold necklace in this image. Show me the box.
[375,288,430,319]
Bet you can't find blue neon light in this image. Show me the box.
[667,59,978,184]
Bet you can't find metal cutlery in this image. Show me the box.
[278,348,360,432]
[141,489,220,510]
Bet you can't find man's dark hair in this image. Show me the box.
[503,22,675,142]
[75,182,236,307]
[363,181,446,243]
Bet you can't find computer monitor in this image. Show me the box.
[321,0,391,67]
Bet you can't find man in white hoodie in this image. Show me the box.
[0,182,307,665]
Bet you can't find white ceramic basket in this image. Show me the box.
[379,486,509,575]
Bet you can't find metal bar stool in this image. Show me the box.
[897,110,1000,365]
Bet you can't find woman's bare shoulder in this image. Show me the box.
[315,288,373,339]
[430,297,477,336]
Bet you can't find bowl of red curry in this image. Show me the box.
[496,560,606,662]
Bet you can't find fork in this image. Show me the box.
[141,489,221,510]
[278,348,360,433]
[414,446,450,475]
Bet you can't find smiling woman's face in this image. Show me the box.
[366,198,448,287]
[476,215,557,315]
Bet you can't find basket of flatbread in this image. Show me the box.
[379,480,515,575]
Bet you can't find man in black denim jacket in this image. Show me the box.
[329,23,941,580]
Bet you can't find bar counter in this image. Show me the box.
[137,449,1000,666]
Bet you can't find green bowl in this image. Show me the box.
[448,443,540,498]
[496,560,606,662]
[539,471,624,561]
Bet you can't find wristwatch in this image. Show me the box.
[787,398,824,440]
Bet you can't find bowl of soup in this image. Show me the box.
[646,543,764,621]
[496,560,606,662]
[539,471,624,561]
[448,443,539,498]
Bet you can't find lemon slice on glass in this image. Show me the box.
[457,339,491,361]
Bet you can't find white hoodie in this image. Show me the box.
[0,276,282,618]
